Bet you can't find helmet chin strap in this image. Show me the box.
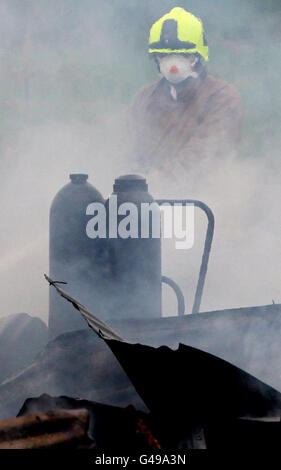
[170,85,177,101]
[168,76,195,101]
[165,74,198,102]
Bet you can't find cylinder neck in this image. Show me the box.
[113,174,148,192]
[70,174,88,184]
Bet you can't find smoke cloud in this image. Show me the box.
[0,0,280,324]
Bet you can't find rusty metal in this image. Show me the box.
[136,417,162,450]
[0,408,94,449]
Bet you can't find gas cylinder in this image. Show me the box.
[49,174,107,340]
[106,174,162,319]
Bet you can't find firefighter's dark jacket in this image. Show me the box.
[129,69,242,176]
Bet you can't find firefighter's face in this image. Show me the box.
[157,53,198,84]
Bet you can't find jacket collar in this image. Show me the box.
[157,66,207,103]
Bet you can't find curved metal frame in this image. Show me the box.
[162,275,185,316]
[157,199,215,314]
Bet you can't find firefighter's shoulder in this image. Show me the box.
[129,81,160,111]
[203,74,242,110]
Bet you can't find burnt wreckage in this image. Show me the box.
[0,174,280,450]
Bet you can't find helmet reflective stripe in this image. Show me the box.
[148,7,209,61]
[150,19,197,51]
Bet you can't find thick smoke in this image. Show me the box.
[0,0,280,324]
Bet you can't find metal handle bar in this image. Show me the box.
[157,199,215,314]
[162,275,185,316]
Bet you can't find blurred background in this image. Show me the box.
[0,0,280,322]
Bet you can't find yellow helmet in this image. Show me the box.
[148,7,209,61]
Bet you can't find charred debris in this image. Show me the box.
[0,174,280,450]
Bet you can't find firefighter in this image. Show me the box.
[129,7,242,178]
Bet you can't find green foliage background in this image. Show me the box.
[0,0,280,159]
